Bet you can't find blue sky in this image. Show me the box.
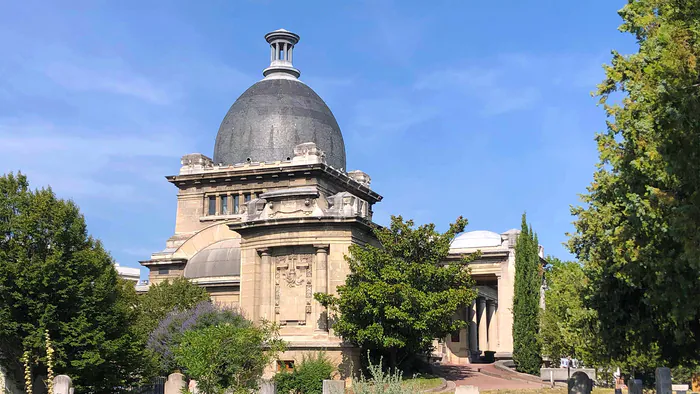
[0,1,636,278]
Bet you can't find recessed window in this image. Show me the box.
[451,329,461,343]
[158,268,169,275]
[233,195,240,214]
[277,360,294,372]
[221,195,228,215]
[244,194,251,203]
[208,196,216,216]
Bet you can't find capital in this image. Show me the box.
[313,244,330,253]
[257,247,272,256]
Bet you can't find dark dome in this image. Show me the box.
[213,78,347,170]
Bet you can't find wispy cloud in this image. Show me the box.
[353,97,437,135]
[43,61,173,104]
[0,119,191,203]
[414,53,605,116]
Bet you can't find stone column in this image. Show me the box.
[314,244,330,331]
[468,300,477,352]
[486,300,496,351]
[477,297,487,352]
[258,248,272,321]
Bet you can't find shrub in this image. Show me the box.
[147,301,244,375]
[274,352,334,394]
[174,319,285,394]
[350,356,415,394]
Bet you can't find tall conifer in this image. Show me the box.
[512,213,542,374]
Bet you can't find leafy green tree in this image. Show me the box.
[0,172,144,392]
[134,275,210,379]
[539,257,598,364]
[174,319,285,394]
[512,213,542,375]
[273,352,334,394]
[315,215,477,371]
[147,301,241,376]
[134,277,210,339]
[569,0,700,368]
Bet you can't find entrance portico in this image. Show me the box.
[439,228,544,364]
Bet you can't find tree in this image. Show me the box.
[538,257,598,364]
[315,215,477,371]
[569,0,700,368]
[134,276,210,379]
[147,301,241,375]
[174,319,285,394]
[0,172,144,392]
[512,213,542,375]
[134,277,210,340]
[273,352,334,394]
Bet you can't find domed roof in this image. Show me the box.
[213,29,347,170]
[451,230,503,250]
[184,238,240,280]
[213,79,346,169]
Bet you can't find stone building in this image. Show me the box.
[437,230,545,364]
[140,29,380,374]
[139,29,543,373]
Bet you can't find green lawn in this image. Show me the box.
[402,375,444,391]
[481,388,615,394]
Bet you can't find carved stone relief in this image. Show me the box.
[274,253,313,325]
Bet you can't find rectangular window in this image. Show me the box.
[277,360,294,372]
[244,193,251,203]
[233,195,240,214]
[208,196,217,215]
[221,195,228,215]
[158,268,169,275]
[451,329,461,343]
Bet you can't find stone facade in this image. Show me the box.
[140,142,381,377]
[436,229,546,363]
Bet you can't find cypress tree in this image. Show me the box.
[512,213,542,374]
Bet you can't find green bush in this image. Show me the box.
[175,320,285,394]
[351,356,416,394]
[274,352,334,394]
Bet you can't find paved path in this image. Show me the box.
[433,363,548,391]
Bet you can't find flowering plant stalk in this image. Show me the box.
[45,330,55,394]
[21,350,32,394]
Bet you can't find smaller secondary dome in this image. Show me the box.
[451,230,503,249]
[184,238,241,279]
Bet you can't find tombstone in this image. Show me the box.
[164,372,186,394]
[259,380,275,394]
[189,379,199,394]
[53,375,72,394]
[567,371,592,394]
[629,379,643,394]
[455,385,479,394]
[322,380,345,394]
[655,367,672,394]
[672,384,689,394]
